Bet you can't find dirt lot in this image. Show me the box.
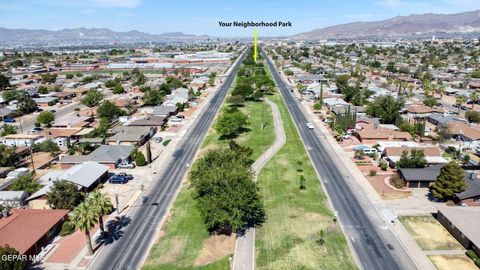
[429,255,478,270]
[400,216,464,250]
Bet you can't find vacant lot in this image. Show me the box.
[144,97,274,268]
[400,216,464,250]
[429,255,478,270]
[255,93,357,270]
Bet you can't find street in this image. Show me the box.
[87,49,248,270]
[263,49,418,270]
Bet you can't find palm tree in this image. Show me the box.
[470,91,479,109]
[436,83,446,99]
[423,80,433,97]
[70,201,96,255]
[456,96,467,115]
[89,190,113,235]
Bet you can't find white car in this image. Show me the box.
[306,123,314,130]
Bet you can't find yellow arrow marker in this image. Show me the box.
[254,29,258,62]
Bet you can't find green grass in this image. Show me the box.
[255,93,357,270]
[144,90,275,269]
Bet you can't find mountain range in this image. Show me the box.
[0,27,208,43]
[2,10,480,44]
[294,10,480,39]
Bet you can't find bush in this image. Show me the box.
[380,161,388,171]
[369,169,377,177]
[390,175,406,189]
[162,139,171,146]
[466,250,480,261]
[59,220,75,236]
[134,150,147,166]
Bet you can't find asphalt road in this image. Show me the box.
[88,49,248,270]
[263,50,417,270]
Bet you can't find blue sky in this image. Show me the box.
[0,0,480,37]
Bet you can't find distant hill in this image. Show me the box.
[294,10,480,39]
[0,27,209,43]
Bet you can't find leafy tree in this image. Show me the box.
[88,190,113,234]
[431,161,467,200]
[17,95,38,115]
[97,101,125,121]
[386,61,397,73]
[166,76,185,89]
[189,144,265,234]
[70,201,96,255]
[112,84,125,94]
[0,74,11,90]
[142,89,163,106]
[313,102,323,111]
[227,95,245,107]
[39,85,49,94]
[0,145,18,167]
[231,83,254,100]
[423,97,438,108]
[12,59,24,67]
[158,83,172,95]
[81,89,104,108]
[0,124,17,136]
[396,149,427,168]
[37,111,55,127]
[366,95,405,124]
[33,139,61,156]
[214,110,248,138]
[41,73,57,84]
[2,90,18,102]
[46,180,84,210]
[465,110,480,123]
[10,173,41,194]
[456,96,467,114]
[208,72,216,86]
[134,150,147,166]
[0,245,26,270]
[66,73,74,79]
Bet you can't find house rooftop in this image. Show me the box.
[437,206,480,249]
[0,209,68,255]
[58,145,134,164]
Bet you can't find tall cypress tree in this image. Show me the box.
[431,161,467,200]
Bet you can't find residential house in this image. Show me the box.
[27,161,108,208]
[397,164,444,188]
[454,172,480,207]
[52,114,93,129]
[437,207,480,256]
[355,125,412,144]
[0,191,28,208]
[0,209,68,256]
[149,105,177,117]
[1,134,43,147]
[107,126,156,146]
[0,108,14,120]
[447,122,480,142]
[57,145,134,169]
[127,116,166,128]
[383,146,448,168]
[32,97,58,107]
[40,128,82,148]
[322,98,348,109]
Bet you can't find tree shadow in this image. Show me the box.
[28,261,45,270]
[94,215,132,247]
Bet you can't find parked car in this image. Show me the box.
[49,109,56,113]
[29,127,43,133]
[118,163,135,169]
[3,118,15,123]
[109,175,129,184]
[116,173,133,180]
[306,122,314,130]
[35,108,44,112]
[353,145,370,152]
[175,115,185,119]
[154,136,163,143]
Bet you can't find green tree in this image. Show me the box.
[0,74,11,90]
[10,173,41,194]
[70,201,96,255]
[36,111,55,127]
[313,102,323,111]
[465,110,480,123]
[33,139,61,156]
[88,190,113,234]
[41,73,57,84]
[0,145,18,167]
[430,161,467,200]
[17,95,38,115]
[2,90,18,102]
[134,150,147,166]
[423,97,438,108]
[0,124,17,136]
[214,110,248,138]
[82,89,104,108]
[46,180,84,210]
[208,72,217,86]
[227,95,245,107]
[39,85,49,94]
[142,89,163,106]
[469,91,479,109]
[396,149,427,168]
[0,245,26,270]
[366,95,405,124]
[456,96,467,115]
[112,84,125,94]
[97,101,125,122]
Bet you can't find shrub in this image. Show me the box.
[134,150,147,166]
[380,161,388,171]
[390,175,406,189]
[162,139,171,146]
[466,250,480,261]
[59,220,75,236]
[369,169,377,177]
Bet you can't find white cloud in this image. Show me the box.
[87,0,141,8]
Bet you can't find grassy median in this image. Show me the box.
[143,99,274,269]
[255,92,357,270]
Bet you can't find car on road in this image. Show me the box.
[118,163,135,169]
[170,117,183,123]
[3,118,15,123]
[109,174,129,184]
[175,115,185,119]
[306,122,314,129]
[49,110,56,113]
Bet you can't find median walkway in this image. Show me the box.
[233,99,286,270]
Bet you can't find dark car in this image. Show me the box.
[116,173,133,180]
[49,110,56,113]
[109,175,129,184]
[3,118,15,123]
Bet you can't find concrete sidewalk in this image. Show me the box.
[233,98,286,270]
